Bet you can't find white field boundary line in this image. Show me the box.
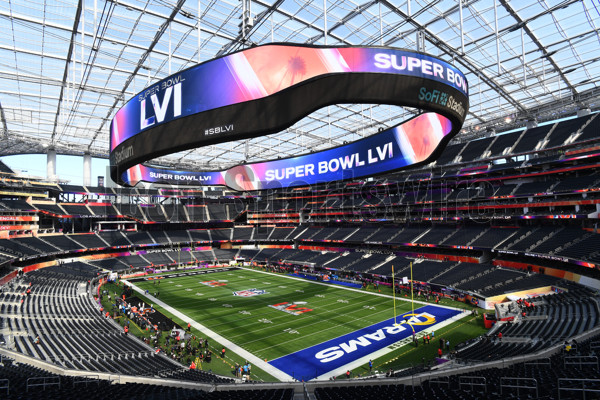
[245,297,405,356]
[244,268,474,380]
[314,311,470,381]
[156,275,385,333]
[121,279,295,382]
[142,272,427,357]
[242,267,463,312]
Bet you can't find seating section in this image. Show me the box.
[575,113,600,141]
[545,115,590,148]
[33,203,66,214]
[98,231,132,247]
[211,228,232,241]
[512,125,552,154]
[269,227,296,240]
[113,203,146,220]
[470,227,517,248]
[0,266,233,385]
[207,204,228,220]
[415,226,456,244]
[0,199,35,210]
[460,137,494,162]
[505,227,557,251]
[186,205,208,221]
[68,233,108,249]
[232,227,253,240]
[59,184,87,193]
[88,257,130,271]
[0,358,293,399]
[41,235,85,251]
[457,287,600,364]
[315,333,600,400]
[0,239,45,258]
[86,203,117,216]
[434,143,462,165]
[512,181,554,196]
[557,232,600,262]
[527,227,587,255]
[9,237,60,255]
[60,204,94,216]
[162,204,188,222]
[141,205,167,222]
[459,268,560,297]
[487,130,522,157]
[551,174,600,192]
[189,229,212,242]
[165,230,191,243]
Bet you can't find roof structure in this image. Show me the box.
[1,0,599,171]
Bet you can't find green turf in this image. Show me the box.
[133,268,424,360]
[120,267,487,381]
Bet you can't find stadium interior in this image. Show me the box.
[1,1,600,399]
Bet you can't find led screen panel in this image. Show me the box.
[123,112,452,191]
[109,44,468,188]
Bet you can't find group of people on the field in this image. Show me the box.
[233,361,252,379]
[158,331,213,365]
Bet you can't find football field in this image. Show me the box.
[127,267,467,381]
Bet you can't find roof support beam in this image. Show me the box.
[88,0,188,151]
[50,0,83,144]
[499,0,578,99]
[379,0,526,116]
[0,100,8,139]
[0,9,224,67]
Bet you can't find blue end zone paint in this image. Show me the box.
[287,273,363,289]
[269,305,460,380]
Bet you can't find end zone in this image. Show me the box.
[268,304,468,381]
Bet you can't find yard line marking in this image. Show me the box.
[122,278,294,382]
[157,275,379,331]
[140,272,422,358]
[127,268,468,382]
[243,267,462,312]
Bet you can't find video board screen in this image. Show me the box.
[123,112,452,191]
[110,44,468,188]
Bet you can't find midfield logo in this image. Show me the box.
[269,301,313,315]
[233,289,267,297]
[201,280,227,287]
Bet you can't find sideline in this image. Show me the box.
[244,267,470,380]
[243,267,463,312]
[121,278,295,382]
[122,267,471,382]
[313,310,468,380]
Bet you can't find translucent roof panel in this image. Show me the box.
[0,0,598,170]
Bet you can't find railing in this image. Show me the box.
[524,357,551,367]
[500,377,538,399]
[558,378,600,400]
[303,382,309,400]
[459,375,486,393]
[73,374,100,387]
[0,378,8,395]
[26,376,60,392]
[427,375,449,388]
[563,355,599,370]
